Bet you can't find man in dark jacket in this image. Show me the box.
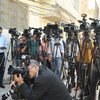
[13,60,72,100]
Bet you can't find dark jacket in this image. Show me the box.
[19,67,72,100]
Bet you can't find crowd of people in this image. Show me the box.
[0,25,99,100]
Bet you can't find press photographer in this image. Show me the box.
[11,60,72,100]
[15,31,30,67]
[29,28,42,61]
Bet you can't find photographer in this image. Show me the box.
[30,30,41,61]
[13,60,72,100]
[76,32,94,95]
[0,27,8,88]
[15,34,30,66]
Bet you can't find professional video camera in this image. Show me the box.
[44,23,62,40]
[89,18,100,45]
[64,23,78,33]
[78,14,90,42]
[78,14,90,31]
[22,29,31,38]
[33,28,43,38]
[9,28,21,37]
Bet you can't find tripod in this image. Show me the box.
[63,34,80,93]
[90,34,100,100]
[51,38,63,78]
[77,37,94,100]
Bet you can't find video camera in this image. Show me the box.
[22,27,43,39]
[63,23,78,35]
[9,28,21,37]
[78,14,90,41]
[44,23,62,40]
[33,28,43,38]
[89,18,100,45]
[78,14,90,31]
[22,29,31,38]
[89,18,100,35]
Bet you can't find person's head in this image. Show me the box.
[22,35,27,42]
[0,27,2,35]
[28,60,39,79]
[32,33,38,39]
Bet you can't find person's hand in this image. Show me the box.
[13,74,24,85]
[10,81,16,87]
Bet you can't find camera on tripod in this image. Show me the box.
[64,23,78,33]
[78,14,90,41]
[22,29,31,38]
[44,23,62,40]
[9,28,21,37]
[89,18,100,34]
[33,28,43,38]
[78,14,90,31]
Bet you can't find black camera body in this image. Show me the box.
[64,23,78,33]
[22,29,31,38]
[44,23,62,40]
[8,65,28,78]
[78,14,90,32]
[89,18,100,45]
[9,28,20,37]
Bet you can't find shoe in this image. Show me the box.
[0,83,5,88]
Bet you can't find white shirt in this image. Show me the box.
[0,34,7,53]
[48,38,64,58]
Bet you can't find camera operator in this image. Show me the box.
[15,34,30,66]
[13,60,72,100]
[48,37,64,79]
[76,32,94,94]
[0,27,8,88]
[30,30,41,61]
